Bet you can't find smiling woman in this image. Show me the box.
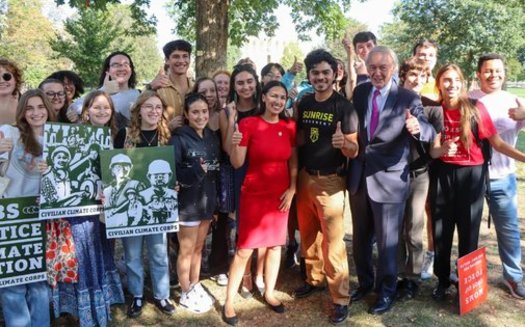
[0,58,23,125]
[0,89,56,327]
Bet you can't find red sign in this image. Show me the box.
[457,247,488,315]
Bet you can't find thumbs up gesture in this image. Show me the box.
[442,136,460,157]
[508,98,525,121]
[102,72,119,95]
[289,56,303,75]
[405,109,420,135]
[332,121,345,149]
[0,131,13,153]
[231,123,243,146]
[150,65,170,90]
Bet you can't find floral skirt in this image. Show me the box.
[51,216,124,327]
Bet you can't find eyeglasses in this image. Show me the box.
[45,91,66,99]
[141,104,163,112]
[110,62,131,69]
[1,73,12,82]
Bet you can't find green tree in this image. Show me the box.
[0,0,66,87]
[167,0,353,76]
[50,5,161,88]
[381,0,525,82]
[323,18,368,63]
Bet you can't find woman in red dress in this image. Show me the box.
[222,81,297,325]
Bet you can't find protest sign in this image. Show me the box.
[100,146,179,238]
[458,247,488,315]
[39,123,112,219]
[0,196,46,287]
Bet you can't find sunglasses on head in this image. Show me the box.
[1,73,12,82]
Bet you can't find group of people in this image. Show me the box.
[0,29,523,327]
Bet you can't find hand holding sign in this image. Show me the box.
[332,121,345,149]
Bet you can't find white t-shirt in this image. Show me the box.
[0,125,43,197]
[71,88,140,120]
[470,89,525,179]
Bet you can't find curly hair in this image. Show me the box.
[16,89,57,157]
[80,90,118,138]
[0,58,23,97]
[128,90,170,146]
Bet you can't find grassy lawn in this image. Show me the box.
[55,134,525,326]
[508,87,525,98]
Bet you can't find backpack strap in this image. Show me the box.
[469,98,492,228]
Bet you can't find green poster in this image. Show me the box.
[100,146,179,239]
[39,122,112,219]
[0,196,47,287]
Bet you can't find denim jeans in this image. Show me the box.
[122,233,170,300]
[0,282,50,327]
[489,174,523,283]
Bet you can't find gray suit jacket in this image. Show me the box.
[349,81,435,203]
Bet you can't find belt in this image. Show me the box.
[305,167,345,177]
[409,166,428,178]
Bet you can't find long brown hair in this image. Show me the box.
[16,89,57,156]
[128,90,170,145]
[80,90,117,137]
[436,64,479,149]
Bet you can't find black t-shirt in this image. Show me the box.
[297,92,358,171]
[114,128,159,149]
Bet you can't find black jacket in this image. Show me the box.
[170,126,220,221]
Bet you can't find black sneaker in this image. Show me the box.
[154,298,176,315]
[127,297,144,318]
[330,304,348,325]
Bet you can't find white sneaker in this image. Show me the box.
[421,251,434,280]
[179,286,212,314]
[193,282,214,305]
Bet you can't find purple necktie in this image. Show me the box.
[369,89,381,138]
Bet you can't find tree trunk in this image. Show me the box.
[195,0,228,78]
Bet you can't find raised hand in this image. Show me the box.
[102,72,119,94]
[0,131,13,153]
[150,65,171,90]
[289,56,303,75]
[332,121,345,149]
[405,109,420,135]
[508,98,525,121]
[231,123,243,146]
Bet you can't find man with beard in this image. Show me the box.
[293,49,359,325]
[469,53,525,299]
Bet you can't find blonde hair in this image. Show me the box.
[436,64,479,149]
[128,90,170,146]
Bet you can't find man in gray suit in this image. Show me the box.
[348,46,435,314]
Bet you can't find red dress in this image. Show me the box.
[237,116,296,249]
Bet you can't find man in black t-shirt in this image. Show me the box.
[294,49,358,325]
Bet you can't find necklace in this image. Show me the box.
[140,129,158,146]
